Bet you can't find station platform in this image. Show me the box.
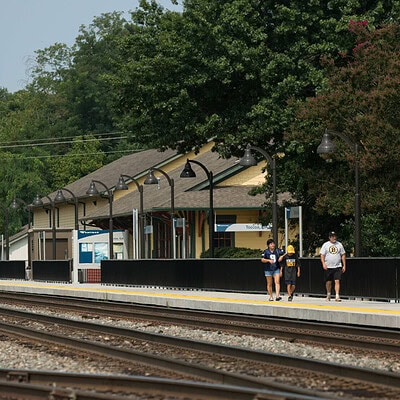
[0,280,399,329]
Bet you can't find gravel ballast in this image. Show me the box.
[0,303,398,375]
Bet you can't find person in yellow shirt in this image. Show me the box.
[280,245,301,301]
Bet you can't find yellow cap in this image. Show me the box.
[287,245,295,253]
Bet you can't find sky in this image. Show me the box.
[0,0,181,93]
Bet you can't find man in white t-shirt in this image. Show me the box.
[320,231,346,301]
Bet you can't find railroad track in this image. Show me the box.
[0,369,326,400]
[0,291,398,355]
[0,304,399,399]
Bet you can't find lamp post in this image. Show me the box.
[144,168,175,259]
[11,198,32,266]
[317,129,361,256]
[115,175,144,259]
[239,144,278,244]
[54,188,79,230]
[86,180,114,259]
[180,159,214,258]
[32,194,57,259]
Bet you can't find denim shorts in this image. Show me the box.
[265,268,280,277]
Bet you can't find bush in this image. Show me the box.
[200,247,262,258]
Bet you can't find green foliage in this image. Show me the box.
[200,247,262,258]
[111,0,400,156]
[286,24,400,256]
[0,151,49,236]
[359,213,400,256]
[49,135,105,188]
[1,1,400,254]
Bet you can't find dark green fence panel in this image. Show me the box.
[298,258,400,300]
[101,257,400,301]
[32,260,72,282]
[0,261,26,279]
[201,259,265,291]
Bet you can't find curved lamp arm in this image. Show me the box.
[118,174,144,213]
[185,159,212,181]
[56,188,79,230]
[86,180,114,259]
[33,194,57,259]
[144,167,175,258]
[317,129,361,256]
[181,159,214,258]
[116,174,145,259]
[145,168,174,216]
[11,198,32,229]
[248,145,273,165]
[11,197,32,266]
[240,144,278,244]
[329,129,357,150]
[150,167,173,187]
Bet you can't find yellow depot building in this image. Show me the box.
[9,141,299,265]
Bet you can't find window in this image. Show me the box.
[214,215,236,248]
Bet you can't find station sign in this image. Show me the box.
[215,223,271,232]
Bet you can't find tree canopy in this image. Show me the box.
[111,0,400,157]
[286,23,400,255]
[0,0,399,253]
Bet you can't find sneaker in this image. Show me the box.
[326,294,331,301]
[288,295,293,302]
[335,297,341,302]
[275,296,282,301]
[269,297,274,301]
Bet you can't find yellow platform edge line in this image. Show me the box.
[0,282,399,316]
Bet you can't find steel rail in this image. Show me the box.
[0,369,330,400]
[0,292,398,353]
[0,318,337,398]
[0,307,399,393]
[0,380,128,399]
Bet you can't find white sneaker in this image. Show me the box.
[326,294,331,301]
[335,297,341,302]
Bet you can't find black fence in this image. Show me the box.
[0,257,398,301]
[101,257,400,301]
[31,260,72,282]
[298,258,399,300]
[0,261,26,280]
[101,259,266,291]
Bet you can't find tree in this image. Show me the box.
[286,23,400,255]
[29,12,129,154]
[111,0,400,156]
[0,90,59,193]
[62,12,128,135]
[49,135,105,188]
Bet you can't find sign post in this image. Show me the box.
[285,206,303,256]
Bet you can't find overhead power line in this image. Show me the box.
[0,130,126,145]
[19,148,144,159]
[0,131,127,148]
[0,135,128,149]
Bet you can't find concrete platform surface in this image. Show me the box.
[0,281,399,329]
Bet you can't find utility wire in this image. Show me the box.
[0,135,128,149]
[0,130,126,145]
[17,148,144,159]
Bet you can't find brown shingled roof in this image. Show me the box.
[37,148,178,204]
[82,150,244,221]
[158,186,266,210]
[80,147,293,224]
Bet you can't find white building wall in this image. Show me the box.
[9,235,28,261]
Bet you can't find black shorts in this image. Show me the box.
[284,267,297,283]
[324,267,342,282]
